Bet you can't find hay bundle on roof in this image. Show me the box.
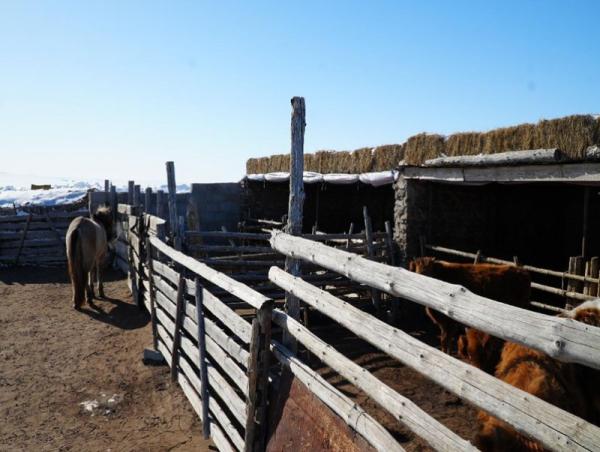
[404,134,446,165]
[373,144,405,171]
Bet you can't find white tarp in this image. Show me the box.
[245,170,397,187]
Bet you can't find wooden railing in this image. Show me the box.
[269,231,600,452]
[0,209,86,266]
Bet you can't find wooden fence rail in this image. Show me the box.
[268,265,600,452]
[270,231,600,371]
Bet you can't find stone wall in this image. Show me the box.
[188,183,241,232]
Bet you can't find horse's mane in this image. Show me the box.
[92,205,113,231]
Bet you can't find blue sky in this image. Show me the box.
[1,1,599,185]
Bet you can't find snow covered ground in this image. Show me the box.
[0,172,191,208]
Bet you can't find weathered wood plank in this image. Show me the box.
[154,286,249,368]
[271,232,600,370]
[150,236,270,310]
[155,335,240,452]
[423,148,563,167]
[268,266,600,452]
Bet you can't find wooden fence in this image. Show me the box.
[268,231,600,452]
[424,243,599,312]
[0,208,87,266]
[114,195,600,451]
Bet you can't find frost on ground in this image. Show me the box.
[0,172,191,208]
[79,393,123,416]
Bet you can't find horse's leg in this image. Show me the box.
[97,259,105,298]
[86,266,95,303]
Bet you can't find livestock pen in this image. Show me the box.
[102,99,600,451]
[5,99,600,451]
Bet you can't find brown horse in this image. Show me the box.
[66,206,115,309]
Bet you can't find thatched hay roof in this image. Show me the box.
[246,114,600,174]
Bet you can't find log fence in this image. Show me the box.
[268,231,600,452]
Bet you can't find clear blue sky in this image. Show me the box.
[1,1,599,185]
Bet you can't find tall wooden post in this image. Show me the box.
[145,187,153,214]
[104,179,110,205]
[194,278,211,439]
[128,181,135,205]
[166,161,182,250]
[284,97,305,351]
[363,206,382,317]
[146,237,159,350]
[244,301,273,452]
[110,184,117,223]
[133,184,141,207]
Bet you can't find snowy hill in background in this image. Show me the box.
[0,172,191,208]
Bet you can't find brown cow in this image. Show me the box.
[458,328,505,375]
[409,257,531,355]
[475,299,600,451]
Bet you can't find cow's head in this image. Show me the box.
[408,257,436,275]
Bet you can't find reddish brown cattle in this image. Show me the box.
[475,300,600,451]
[457,328,504,375]
[409,257,531,355]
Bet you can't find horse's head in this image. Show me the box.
[93,205,116,242]
[408,257,436,275]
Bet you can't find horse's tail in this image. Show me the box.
[68,228,85,308]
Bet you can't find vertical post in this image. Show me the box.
[128,181,135,205]
[566,256,584,309]
[284,97,305,350]
[156,190,165,220]
[104,179,110,205]
[363,206,382,317]
[385,220,401,324]
[133,184,141,207]
[194,278,211,439]
[590,257,599,297]
[345,223,354,250]
[474,250,483,264]
[146,237,159,350]
[145,187,153,214]
[244,301,273,452]
[171,275,187,382]
[166,161,182,250]
[136,210,145,309]
[110,184,117,224]
[582,186,590,259]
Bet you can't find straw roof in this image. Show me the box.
[246,114,600,174]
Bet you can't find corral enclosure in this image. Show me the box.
[3,107,600,452]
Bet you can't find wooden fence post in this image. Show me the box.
[145,187,153,214]
[104,179,110,204]
[133,184,141,207]
[284,96,305,351]
[156,189,165,220]
[363,206,382,317]
[128,181,134,205]
[146,237,159,350]
[194,278,211,439]
[346,223,354,250]
[136,210,146,309]
[110,184,117,224]
[566,256,584,309]
[166,161,182,250]
[590,257,599,297]
[244,300,273,452]
[171,274,187,382]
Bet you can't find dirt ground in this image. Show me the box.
[0,266,212,452]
